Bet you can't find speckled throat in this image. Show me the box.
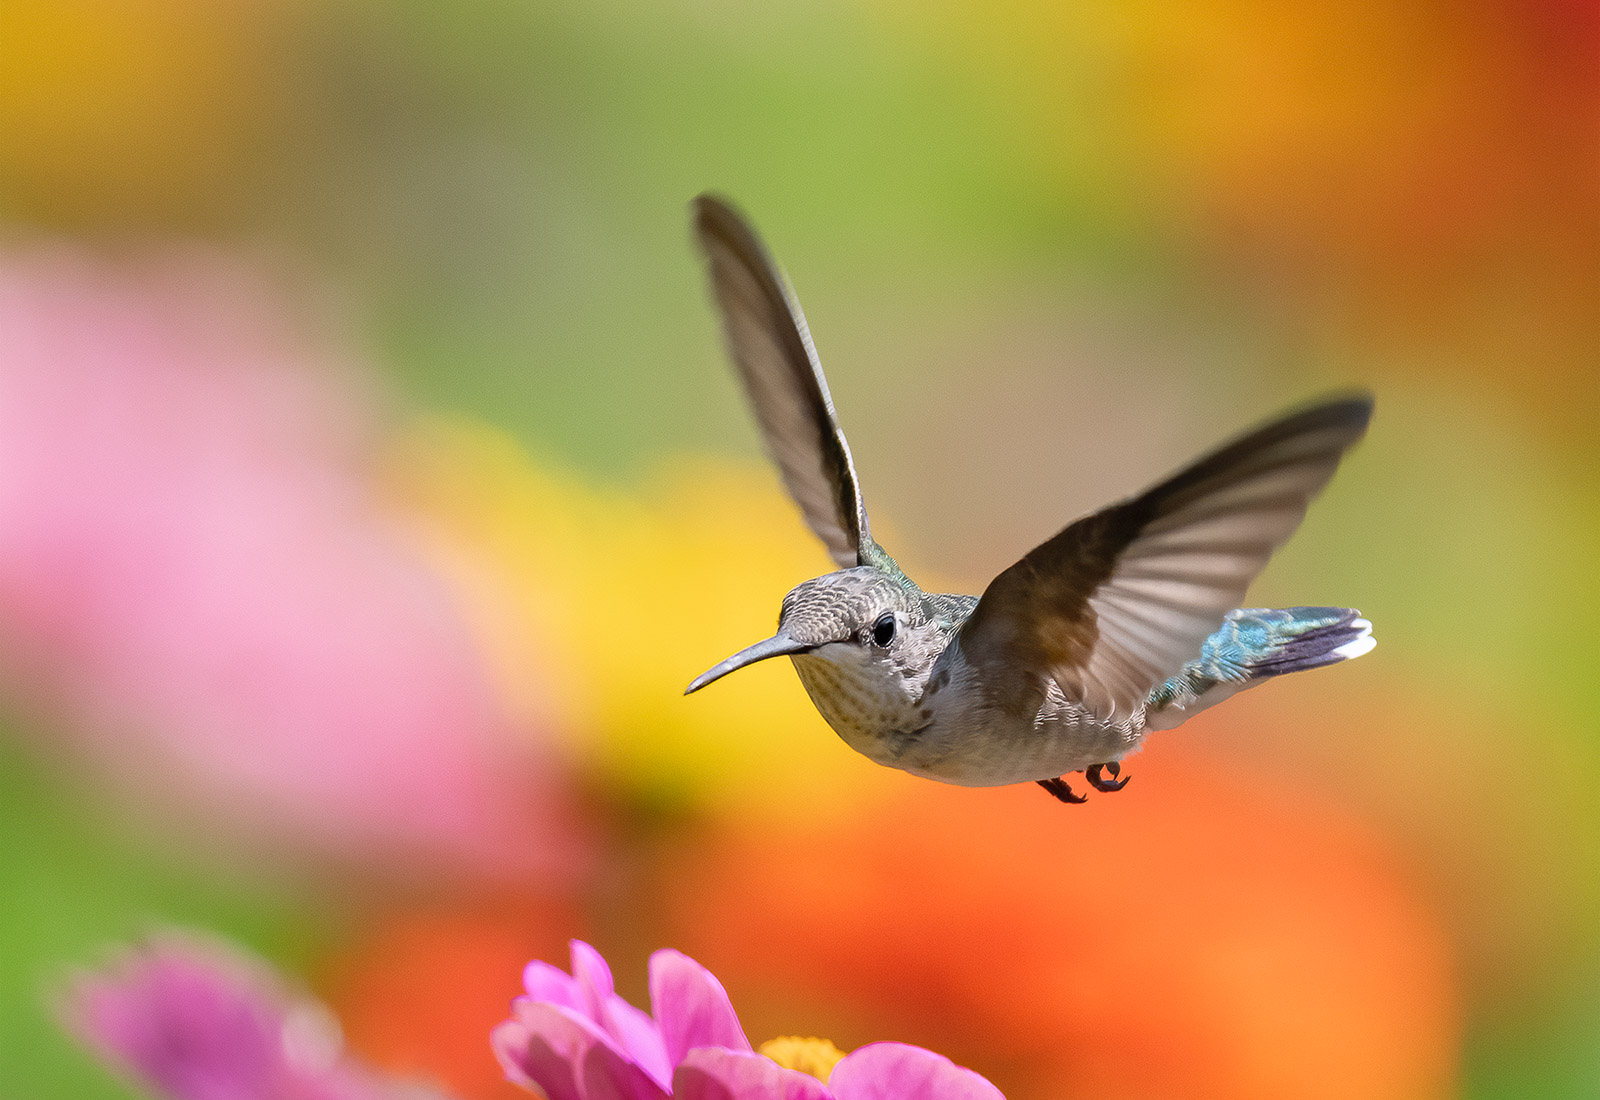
[788,646,935,766]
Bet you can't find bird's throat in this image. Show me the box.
[789,650,930,766]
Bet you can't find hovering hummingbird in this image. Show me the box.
[684,194,1375,803]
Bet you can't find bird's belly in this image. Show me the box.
[791,653,1146,787]
[900,689,1146,787]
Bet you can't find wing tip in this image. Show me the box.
[689,192,793,304]
[690,189,730,220]
[1292,389,1376,439]
[691,192,755,252]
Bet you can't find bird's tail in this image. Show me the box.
[1143,607,1374,732]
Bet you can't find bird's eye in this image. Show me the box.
[871,612,896,647]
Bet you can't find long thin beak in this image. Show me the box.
[685,633,814,694]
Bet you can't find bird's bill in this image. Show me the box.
[684,633,814,694]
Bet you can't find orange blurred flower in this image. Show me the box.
[322,900,581,1100]
[657,752,1457,1100]
[876,0,1600,404]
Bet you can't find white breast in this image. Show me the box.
[791,646,1148,786]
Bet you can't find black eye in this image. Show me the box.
[871,612,896,647]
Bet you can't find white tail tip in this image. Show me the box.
[1332,619,1375,661]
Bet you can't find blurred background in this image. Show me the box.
[1,1,1596,1096]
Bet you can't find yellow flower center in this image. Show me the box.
[758,1036,848,1083]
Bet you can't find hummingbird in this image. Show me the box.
[684,194,1375,803]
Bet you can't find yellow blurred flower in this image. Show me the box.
[385,415,900,820]
[0,0,301,230]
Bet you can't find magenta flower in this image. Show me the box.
[493,941,1003,1100]
[65,933,450,1100]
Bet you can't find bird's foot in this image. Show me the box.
[1086,761,1129,792]
[1037,777,1087,804]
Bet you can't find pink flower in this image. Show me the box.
[0,248,572,875]
[65,933,450,1100]
[674,1045,1003,1100]
[492,942,1003,1100]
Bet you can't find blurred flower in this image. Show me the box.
[387,417,900,821]
[0,0,308,232]
[65,932,450,1100]
[323,900,581,1100]
[659,754,1457,1100]
[0,248,575,876]
[492,940,1003,1100]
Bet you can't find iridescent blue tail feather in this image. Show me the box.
[1143,607,1374,731]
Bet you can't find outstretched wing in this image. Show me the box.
[692,194,872,568]
[956,395,1373,720]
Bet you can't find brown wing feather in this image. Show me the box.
[958,395,1373,719]
[693,194,871,568]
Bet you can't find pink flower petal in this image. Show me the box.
[579,1041,672,1100]
[492,1017,581,1100]
[561,941,670,1088]
[520,961,582,1011]
[599,995,673,1090]
[828,1043,1004,1100]
[647,950,751,1066]
[498,995,671,1099]
[672,1048,832,1100]
[569,941,617,1010]
[493,1001,615,1100]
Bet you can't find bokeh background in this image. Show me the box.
[2,1,1596,1096]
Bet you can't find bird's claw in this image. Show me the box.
[1037,777,1087,804]
[1086,761,1129,792]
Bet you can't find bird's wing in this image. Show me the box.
[956,395,1373,721]
[692,194,872,568]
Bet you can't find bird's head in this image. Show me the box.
[685,567,941,697]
